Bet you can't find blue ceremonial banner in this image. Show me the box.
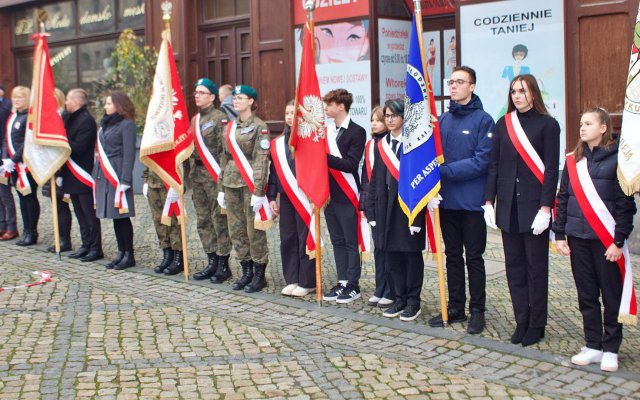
[398,15,443,226]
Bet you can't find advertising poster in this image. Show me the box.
[378,19,411,103]
[443,29,456,86]
[295,19,372,134]
[423,31,442,96]
[294,0,369,25]
[461,0,567,162]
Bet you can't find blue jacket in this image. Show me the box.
[438,94,495,211]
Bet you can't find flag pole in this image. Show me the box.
[414,0,448,325]
[36,10,62,260]
[304,0,323,305]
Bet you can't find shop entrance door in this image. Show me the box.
[202,25,251,87]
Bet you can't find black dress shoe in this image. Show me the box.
[48,242,72,253]
[114,251,136,270]
[467,312,486,334]
[16,232,37,246]
[510,323,529,344]
[69,248,90,259]
[80,250,104,262]
[521,327,545,347]
[105,251,125,269]
[428,310,467,327]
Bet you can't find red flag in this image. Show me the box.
[23,33,71,185]
[290,22,329,209]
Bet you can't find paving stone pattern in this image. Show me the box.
[0,193,638,399]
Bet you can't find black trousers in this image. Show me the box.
[568,237,623,353]
[373,247,393,299]
[71,193,102,251]
[55,197,72,242]
[440,209,487,313]
[279,193,315,288]
[324,200,361,286]
[0,182,17,231]
[16,174,39,233]
[113,218,133,252]
[387,251,424,307]
[501,229,549,328]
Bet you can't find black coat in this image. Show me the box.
[366,133,426,252]
[553,142,636,243]
[7,109,28,163]
[61,107,98,194]
[267,128,294,201]
[0,97,11,155]
[485,109,560,233]
[327,118,366,205]
[359,130,387,212]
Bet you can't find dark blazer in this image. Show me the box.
[267,128,294,201]
[92,117,136,219]
[359,131,387,212]
[61,107,98,194]
[366,133,426,252]
[327,118,366,205]
[485,109,560,233]
[7,109,28,163]
[0,97,11,155]
[553,142,636,243]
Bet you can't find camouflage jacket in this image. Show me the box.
[189,104,227,167]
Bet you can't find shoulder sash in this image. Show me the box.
[5,112,31,195]
[193,113,222,183]
[97,128,129,214]
[505,111,545,183]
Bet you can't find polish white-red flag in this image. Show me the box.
[23,33,71,185]
[141,28,193,223]
[289,22,329,209]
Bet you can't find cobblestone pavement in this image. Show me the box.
[0,193,639,399]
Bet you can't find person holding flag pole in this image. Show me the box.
[20,9,72,257]
[289,0,331,303]
[397,0,447,324]
[140,1,194,280]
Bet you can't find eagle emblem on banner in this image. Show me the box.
[297,95,325,142]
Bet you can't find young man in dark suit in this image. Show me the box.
[322,89,366,303]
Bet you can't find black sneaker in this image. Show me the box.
[382,302,406,318]
[323,283,345,301]
[336,284,361,304]
[427,310,467,327]
[399,305,422,321]
[467,312,486,334]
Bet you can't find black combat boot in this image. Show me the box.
[154,248,174,273]
[193,252,219,280]
[114,251,136,270]
[231,260,253,290]
[210,254,231,283]
[163,250,184,275]
[244,262,267,293]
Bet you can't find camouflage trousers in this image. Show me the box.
[191,166,231,255]
[147,186,181,250]
[224,186,268,264]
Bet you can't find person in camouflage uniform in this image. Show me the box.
[218,85,270,293]
[143,168,183,275]
[188,78,232,283]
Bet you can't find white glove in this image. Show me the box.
[55,177,63,187]
[250,194,263,213]
[2,159,15,173]
[142,183,149,199]
[531,209,551,235]
[409,226,422,235]
[368,221,376,227]
[0,166,6,175]
[481,204,498,230]
[167,188,179,203]
[120,184,131,192]
[427,194,442,212]
[217,192,226,208]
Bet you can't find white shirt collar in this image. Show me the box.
[337,114,351,131]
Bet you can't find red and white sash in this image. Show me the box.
[505,111,545,183]
[270,135,322,255]
[377,137,400,181]
[161,183,183,226]
[566,153,637,325]
[97,129,129,214]
[66,157,95,205]
[327,125,371,254]
[364,138,375,182]
[5,112,31,195]
[193,113,222,183]
[225,120,273,230]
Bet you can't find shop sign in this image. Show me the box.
[79,4,113,25]
[293,0,369,25]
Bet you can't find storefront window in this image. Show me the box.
[203,0,250,20]
[16,56,33,88]
[119,0,145,29]
[79,40,116,91]
[50,45,78,93]
[78,0,116,35]
[13,2,75,46]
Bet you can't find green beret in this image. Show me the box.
[194,78,218,97]
[233,85,257,100]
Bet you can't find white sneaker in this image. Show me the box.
[281,284,298,296]
[291,286,315,297]
[367,296,380,306]
[377,297,394,308]
[601,352,619,372]
[571,347,603,366]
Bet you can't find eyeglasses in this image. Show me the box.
[384,113,401,120]
[193,90,211,96]
[233,95,249,101]
[447,79,472,86]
